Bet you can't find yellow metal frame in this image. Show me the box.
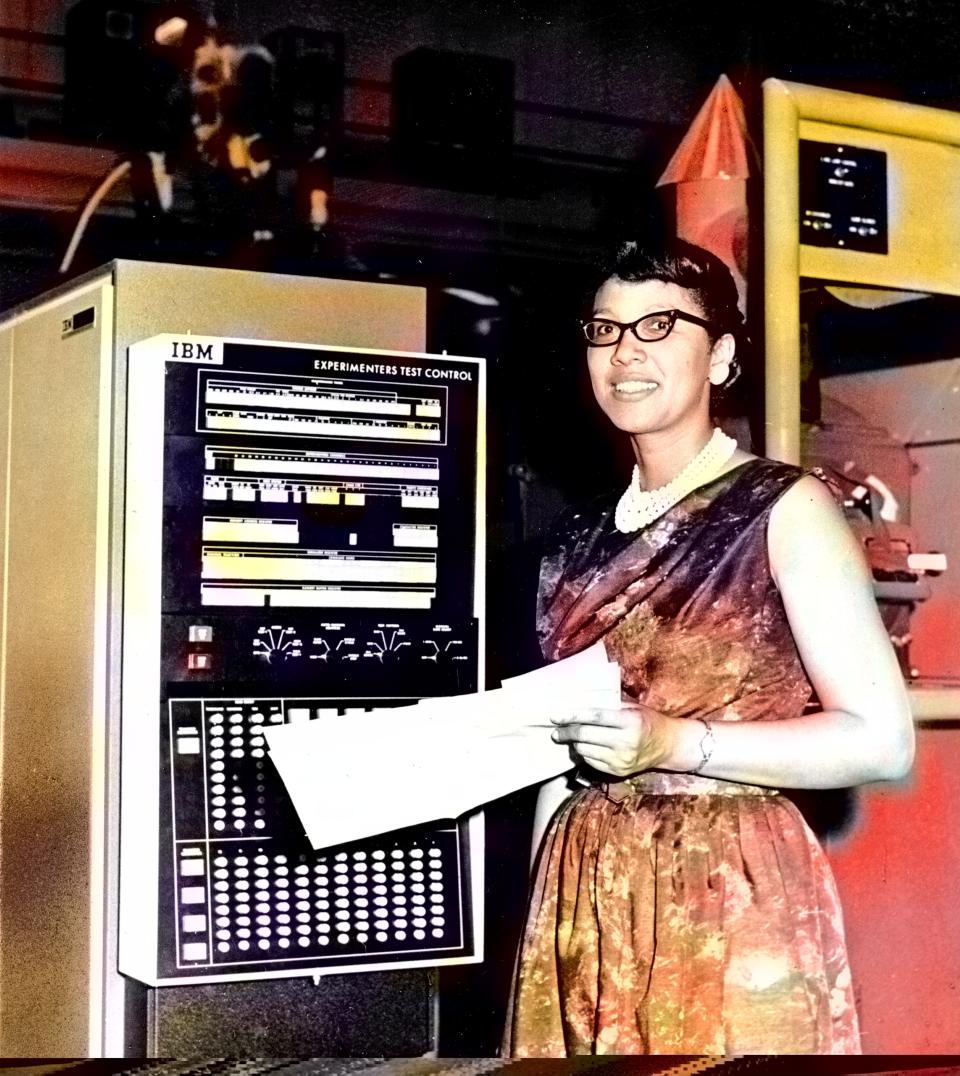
[762,78,960,462]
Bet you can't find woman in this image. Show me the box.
[505,239,914,1056]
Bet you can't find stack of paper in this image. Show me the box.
[263,642,621,849]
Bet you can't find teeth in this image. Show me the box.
[614,380,658,392]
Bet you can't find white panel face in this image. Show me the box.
[0,274,117,1056]
[824,359,960,445]
[906,442,960,679]
[119,334,486,986]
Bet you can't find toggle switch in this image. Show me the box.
[188,653,212,671]
[189,625,214,643]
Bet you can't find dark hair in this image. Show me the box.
[588,238,744,344]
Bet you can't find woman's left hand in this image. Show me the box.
[551,703,675,777]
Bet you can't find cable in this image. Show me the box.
[58,157,132,274]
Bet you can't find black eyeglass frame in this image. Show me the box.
[579,308,715,347]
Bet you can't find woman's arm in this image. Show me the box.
[553,475,915,789]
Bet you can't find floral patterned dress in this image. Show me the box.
[505,458,861,1056]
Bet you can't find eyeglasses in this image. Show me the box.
[580,309,713,347]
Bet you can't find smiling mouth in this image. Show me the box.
[611,379,659,397]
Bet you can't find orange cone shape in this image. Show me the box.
[657,75,756,311]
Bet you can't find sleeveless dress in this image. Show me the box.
[505,458,861,1056]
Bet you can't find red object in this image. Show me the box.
[657,75,756,312]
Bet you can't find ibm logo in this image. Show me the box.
[170,341,215,360]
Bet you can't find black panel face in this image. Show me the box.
[154,342,483,980]
[799,139,888,254]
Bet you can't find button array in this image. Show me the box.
[204,702,284,833]
[203,844,447,958]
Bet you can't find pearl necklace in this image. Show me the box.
[614,427,739,534]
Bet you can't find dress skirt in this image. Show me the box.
[505,771,861,1056]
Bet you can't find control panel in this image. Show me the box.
[119,335,485,985]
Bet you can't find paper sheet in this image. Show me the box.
[264,642,621,849]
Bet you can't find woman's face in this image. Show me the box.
[586,277,733,437]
